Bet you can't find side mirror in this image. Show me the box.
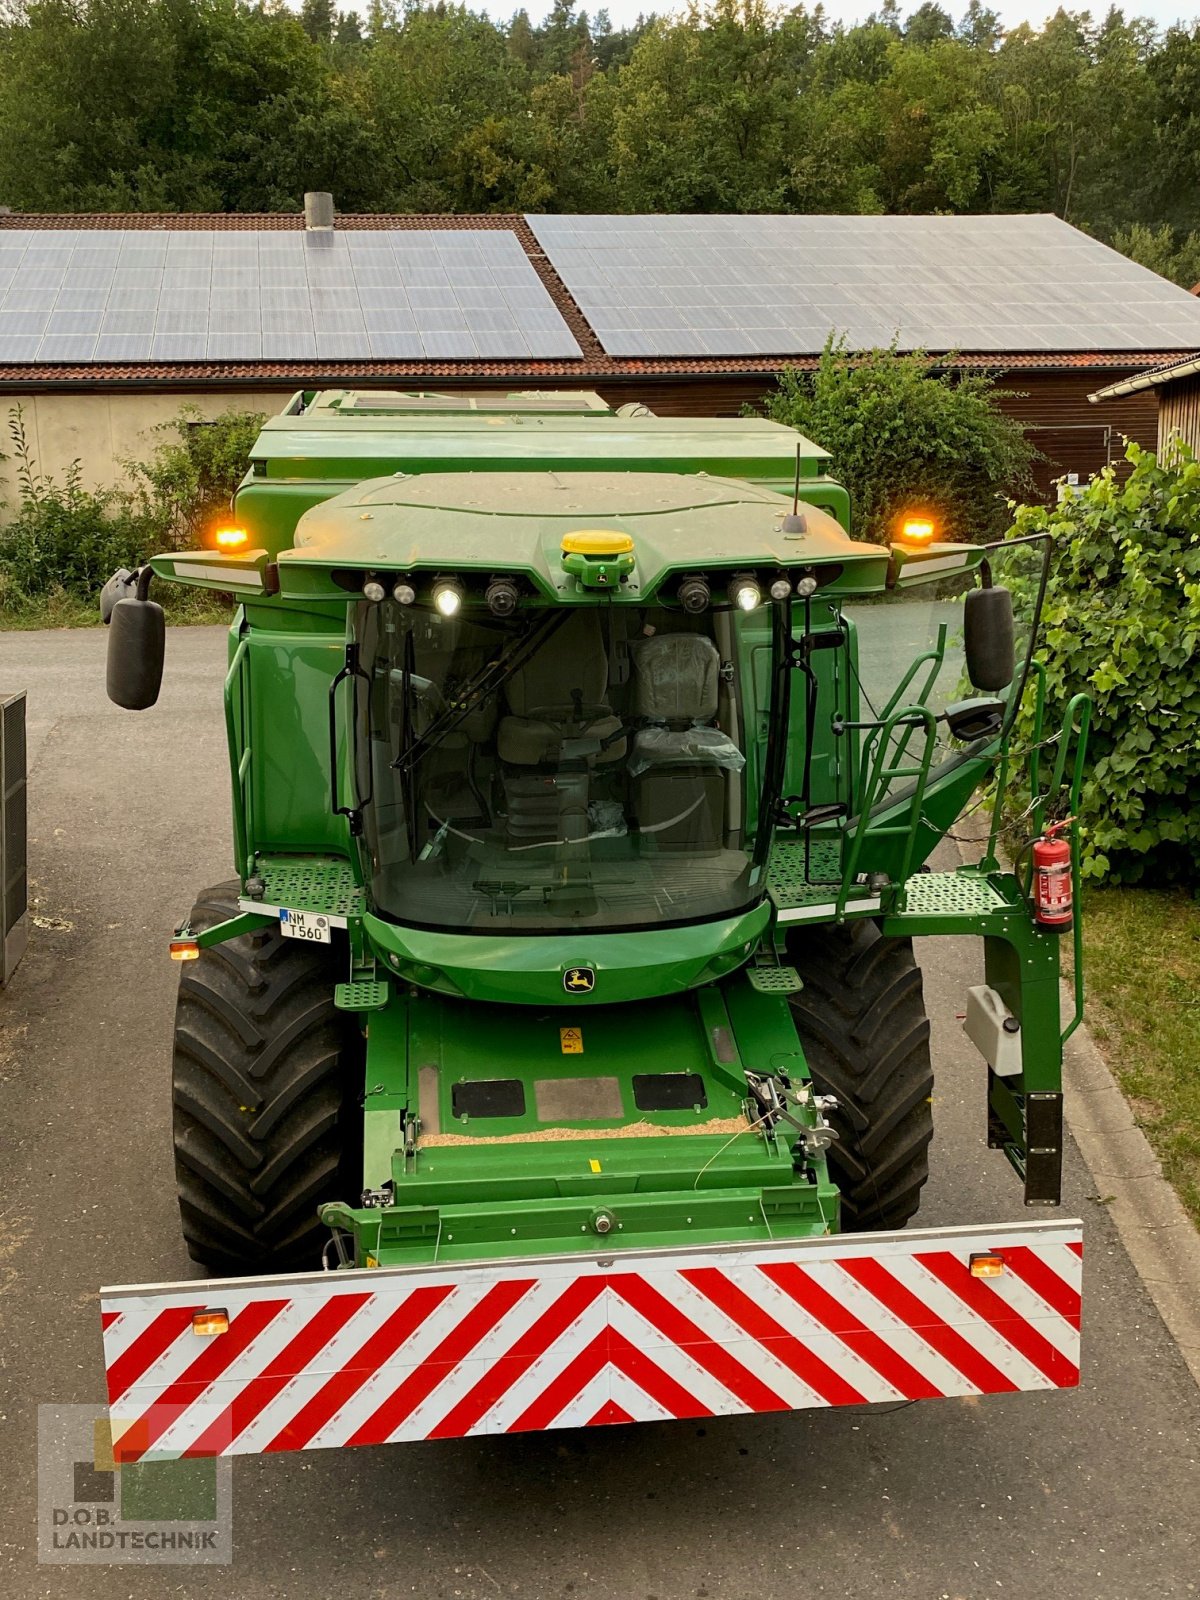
[964,584,1014,691]
[99,567,136,624]
[107,596,165,709]
[944,696,1005,742]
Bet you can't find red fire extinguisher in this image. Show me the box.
[1031,818,1074,933]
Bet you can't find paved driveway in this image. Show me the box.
[1,625,1197,1599]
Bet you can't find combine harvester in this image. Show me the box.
[98,389,1089,1460]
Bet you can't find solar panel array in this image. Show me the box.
[0,228,581,363]
[528,213,1200,357]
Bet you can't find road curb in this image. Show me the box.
[950,831,1200,1387]
[1061,994,1200,1386]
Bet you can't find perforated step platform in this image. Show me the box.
[747,965,803,994]
[766,837,882,923]
[239,855,365,927]
[899,871,1008,918]
[335,980,390,1012]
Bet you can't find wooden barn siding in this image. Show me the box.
[593,367,1160,497]
[1157,376,1200,455]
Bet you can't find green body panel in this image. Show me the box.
[230,405,850,563]
[334,977,837,1267]
[141,391,1085,1271]
[364,902,770,1006]
[277,470,879,603]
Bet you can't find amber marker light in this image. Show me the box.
[969,1251,1006,1279]
[898,516,937,546]
[191,1309,230,1337]
[169,938,200,961]
[212,526,250,551]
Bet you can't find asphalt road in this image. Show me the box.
[1,624,1198,1600]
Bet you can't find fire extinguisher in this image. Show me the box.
[1031,818,1074,934]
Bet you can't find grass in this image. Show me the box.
[1082,885,1200,1226]
[0,586,232,629]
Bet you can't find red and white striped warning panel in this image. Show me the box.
[100,1221,1082,1459]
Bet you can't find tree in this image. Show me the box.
[905,2,953,47]
[1112,222,1200,288]
[0,0,1181,230]
[334,10,363,45]
[957,0,1000,50]
[300,0,334,43]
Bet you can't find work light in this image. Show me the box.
[486,577,520,617]
[433,579,463,617]
[730,574,761,612]
[677,575,711,614]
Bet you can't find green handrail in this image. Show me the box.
[1058,693,1092,1045]
[223,638,254,879]
[838,703,938,917]
[858,623,948,789]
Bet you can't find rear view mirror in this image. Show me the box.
[964,584,1014,691]
[107,596,165,709]
[99,567,136,624]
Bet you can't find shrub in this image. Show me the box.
[1005,441,1200,886]
[759,337,1038,544]
[125,407,266,550]
[0,407,159,601]
[0,403,265,613]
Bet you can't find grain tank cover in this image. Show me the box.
[279,469,889,601]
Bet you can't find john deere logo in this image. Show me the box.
[563,967,595,994]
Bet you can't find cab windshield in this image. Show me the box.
[356,601,760,933]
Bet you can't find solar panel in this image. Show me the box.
[528,213,1200,356]
[0,227,581,365]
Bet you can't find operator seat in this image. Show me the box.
[497,611,625,768]
[628,633,743,851]
[497,611,626,844]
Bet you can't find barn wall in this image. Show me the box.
[1156,376,1200,456]
[0,388,293,514]
[991,370,1158,493]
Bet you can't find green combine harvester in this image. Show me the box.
[98,391,1089,1460]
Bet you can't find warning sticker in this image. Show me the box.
[559,1027,584,1055]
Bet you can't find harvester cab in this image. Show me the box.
[98,393,1089,1461]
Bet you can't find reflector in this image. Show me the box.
[191,1309,229,1337]
[969,1251,1006,1278]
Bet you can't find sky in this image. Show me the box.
[492,0,1200,32]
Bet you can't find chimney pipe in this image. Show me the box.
[304,192,335,231]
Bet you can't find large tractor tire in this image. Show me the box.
[171,882,363,1275]
[786,920,934,1231]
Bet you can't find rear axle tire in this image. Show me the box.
[171,882,363,1275]
[786,920,934,1231]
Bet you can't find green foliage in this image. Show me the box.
[1112,221,1200,289]
[0,0,1185,238]
[1006,443,1200,886]
[759,339,1037,543]
[125,407,265,551]
[0,405,262,617]
[0,408,158,602]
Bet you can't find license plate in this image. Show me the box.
[280,909,331,943]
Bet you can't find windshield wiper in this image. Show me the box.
[391,608,569,779]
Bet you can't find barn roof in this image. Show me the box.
[1089,353,1200,402]
[0,210,1197,387]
